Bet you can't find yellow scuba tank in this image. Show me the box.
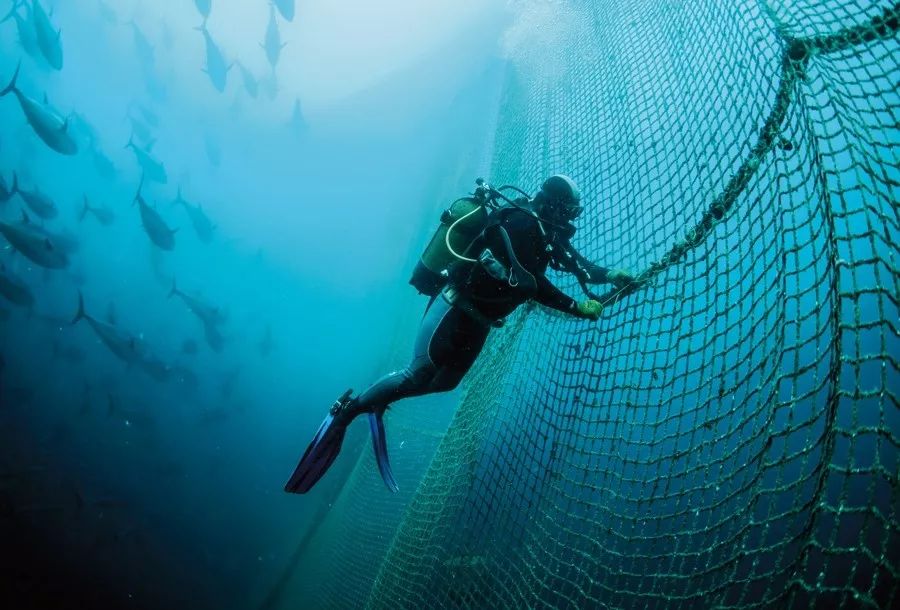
[409,197,490,296]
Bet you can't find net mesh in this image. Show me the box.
[355,1,900,608]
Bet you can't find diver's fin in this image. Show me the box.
[369,411,399,493]
[284,389,354,494]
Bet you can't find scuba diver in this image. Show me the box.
[285,175,635,494]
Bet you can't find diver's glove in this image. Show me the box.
[576,299,603,320]
[607,268,636,290]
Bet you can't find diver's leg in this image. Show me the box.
[351,296,454,411]
[353,296,490,413]
[286,298,488,494]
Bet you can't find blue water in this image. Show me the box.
[0,2,507,608]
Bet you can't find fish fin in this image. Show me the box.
[125,131,134,149]
[167,279,177,299]
[20,209,30,224]
[71,290,86,325]
[0,61,20,97]
[78,195,90,222]
[43,92,48,104]
[10,172,17,195]
[132,174,144,206]
[0,2,19,25]
[44,238,53,251]
[146,137,156,151]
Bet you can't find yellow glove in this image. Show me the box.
[607,268,636,290]
[576,300,603,320]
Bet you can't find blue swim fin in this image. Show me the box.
[369,411,399,493]
[284,389,353,494]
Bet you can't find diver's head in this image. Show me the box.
[535,174,583,223]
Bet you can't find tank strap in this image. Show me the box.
[441,285,504,328]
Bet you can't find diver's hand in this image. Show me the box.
[607,268,636,290]
[576,300,603,320]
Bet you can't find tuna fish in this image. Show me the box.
[0,63,78,155]
[173,188,215,243]
[273,0,295,22]
[134,181,176,250]
[262,4,285,68]
[1,1,40,60]
[0,217,69,269]
[11,174,58,218]
[202,318,224,352]
[0,262,34,308]
[235,61,258,98]
[167,280,225,329]
[79,195,115,226]
[18,211,80,254]
[71,293,141,366]
[126,134,167,183]
[194,0,211,19]
[97,0,117,25]
[196,20,230,92]
[129,20,154,68]
[31,0,63,70]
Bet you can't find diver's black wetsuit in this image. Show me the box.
[353,207,608,413]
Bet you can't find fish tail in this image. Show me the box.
[71,290,86,325]
[0,61,20,97]
[78,195,90,222]
[132,173,144,206]
[0,1,20,25]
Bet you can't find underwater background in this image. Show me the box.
[0,1,897,609]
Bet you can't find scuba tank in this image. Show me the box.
[408,178,553,298]
[409,195,490,296]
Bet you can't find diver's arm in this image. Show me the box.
[534,273,586,317]
[557,239,610,284]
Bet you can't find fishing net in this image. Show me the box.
[363,1,900,608]
[270,1,899,608]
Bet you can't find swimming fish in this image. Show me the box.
[196,20,230,92]
[134,180,176,250]
[1,63,78,155]
[31,0,63,70]
[262,4,286,68]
